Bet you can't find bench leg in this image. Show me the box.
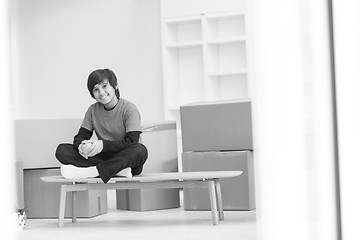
[72,191,77,223]
[208,180,219,225]
[58,185,67,228]
[214,179,224,221]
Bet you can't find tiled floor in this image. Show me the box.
[15,191,257,240]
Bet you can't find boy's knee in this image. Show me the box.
[55,143,73,163]
[134,143,148,159]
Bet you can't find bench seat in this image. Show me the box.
[41,171,242,227]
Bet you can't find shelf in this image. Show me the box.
[206,37,246,45]
[163,18,202,44]
[205,13,245,40]
[163,16,202,24]
[207,42,247,74]
[205,11,245,20]
[208,69,247,77]
[165,40,202,49]
[161,10,249,120]
[207,74,248,101]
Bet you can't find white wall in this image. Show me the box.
[0,0,17,238]
[10,0,163,122]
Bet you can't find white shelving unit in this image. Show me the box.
[161,10,249,120]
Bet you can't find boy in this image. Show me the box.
[55,69,148,183]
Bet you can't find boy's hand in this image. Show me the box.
[84,140,103,158]
[78,140,91,159]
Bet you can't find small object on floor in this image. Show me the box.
[12,208,26,230]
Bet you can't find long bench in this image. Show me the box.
[41,171,242,227]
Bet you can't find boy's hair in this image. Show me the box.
[87,69,120,98]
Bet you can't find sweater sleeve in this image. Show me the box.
[73,127,93,149]
[102,131,141,153]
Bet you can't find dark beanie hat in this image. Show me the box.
[87,69,120,98]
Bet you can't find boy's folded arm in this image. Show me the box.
[73,127,93,148]
[102,131,141,153]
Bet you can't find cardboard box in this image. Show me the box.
[182,150,255,210]
[116,121,180,211]
[180,99,253,151]
[24,168,108,218]
[16,119,107,218]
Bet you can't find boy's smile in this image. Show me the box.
[92,78,118,110]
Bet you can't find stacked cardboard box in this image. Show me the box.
[180,99,255,210]
[23,168,107,218]
[116,121,180,211]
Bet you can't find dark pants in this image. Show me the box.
[55,143,148,183]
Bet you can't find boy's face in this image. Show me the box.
[92,78,118,108]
